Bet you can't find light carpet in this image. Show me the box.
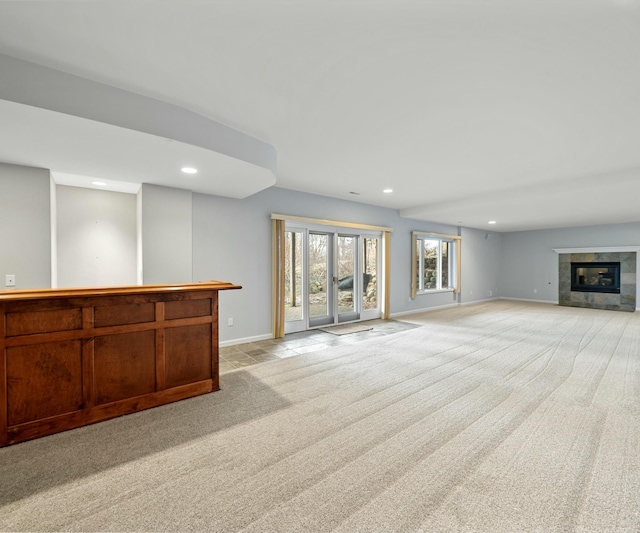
[318,323,374,335]
[1,300,639,532]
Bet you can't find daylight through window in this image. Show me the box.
[411,232,461,297]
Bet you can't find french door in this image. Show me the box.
[284,225,381,334]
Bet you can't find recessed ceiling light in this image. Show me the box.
[383,188,393,194]
[91,181,107,186]
[488,220,497,225]
[181,167,198,174]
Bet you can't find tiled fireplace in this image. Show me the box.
[557,249,636,312]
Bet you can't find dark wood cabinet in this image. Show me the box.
[0,281,240,446]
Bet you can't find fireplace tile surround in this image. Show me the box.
[558,251,636,312]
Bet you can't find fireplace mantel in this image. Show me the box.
[553,246,640,254]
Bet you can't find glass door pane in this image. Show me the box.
[309,232,333,327]
[363,237,378,312]
[423,239,438,290]
[338,235,360,320]
[281,224,383,332]
[441,240,449,289]
[337,235,359,323]
[284,230,303,322]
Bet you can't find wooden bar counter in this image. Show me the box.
[0,281,240,447]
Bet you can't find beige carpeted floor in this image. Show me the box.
[1,300,639,532]
[318,323,374,335]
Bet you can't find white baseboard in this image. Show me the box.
[390,302,461,318]
[500,296,637,311]
[222,296,585,345]
[390,297,517,318]
[461,297,500,306]
[389,296,574,319]
[498,297,559,305]
[219,333,272,347]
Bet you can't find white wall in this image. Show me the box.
[500,222,640,304]
[56,185,137,287]
[0,162,51,289]
[140,183,192,284]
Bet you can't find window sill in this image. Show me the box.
[416,288,455,295]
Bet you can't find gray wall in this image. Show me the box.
[56,185,137,287]
[192,187,503,342]
[0,162,507,344]
[500,222,640,304]
[140,183,193,284]
[460,227,502,302]
[0,162,51,289]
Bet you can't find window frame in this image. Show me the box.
[272,214,393,338]
[411,231,461,298]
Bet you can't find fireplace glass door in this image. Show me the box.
[570,262,621,294]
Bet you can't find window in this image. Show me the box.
[411,232,461,297]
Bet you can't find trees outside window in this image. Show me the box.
[414,235,457,294]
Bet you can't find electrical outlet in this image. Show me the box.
[227,317,234,326]
[533,288,538,294]
[5,274,15,287]
[488,290,492,297]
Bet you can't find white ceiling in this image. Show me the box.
[0,0,639,232]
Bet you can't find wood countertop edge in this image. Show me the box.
[0,281,242,301]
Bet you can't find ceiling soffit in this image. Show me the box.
[0,53,276,198]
